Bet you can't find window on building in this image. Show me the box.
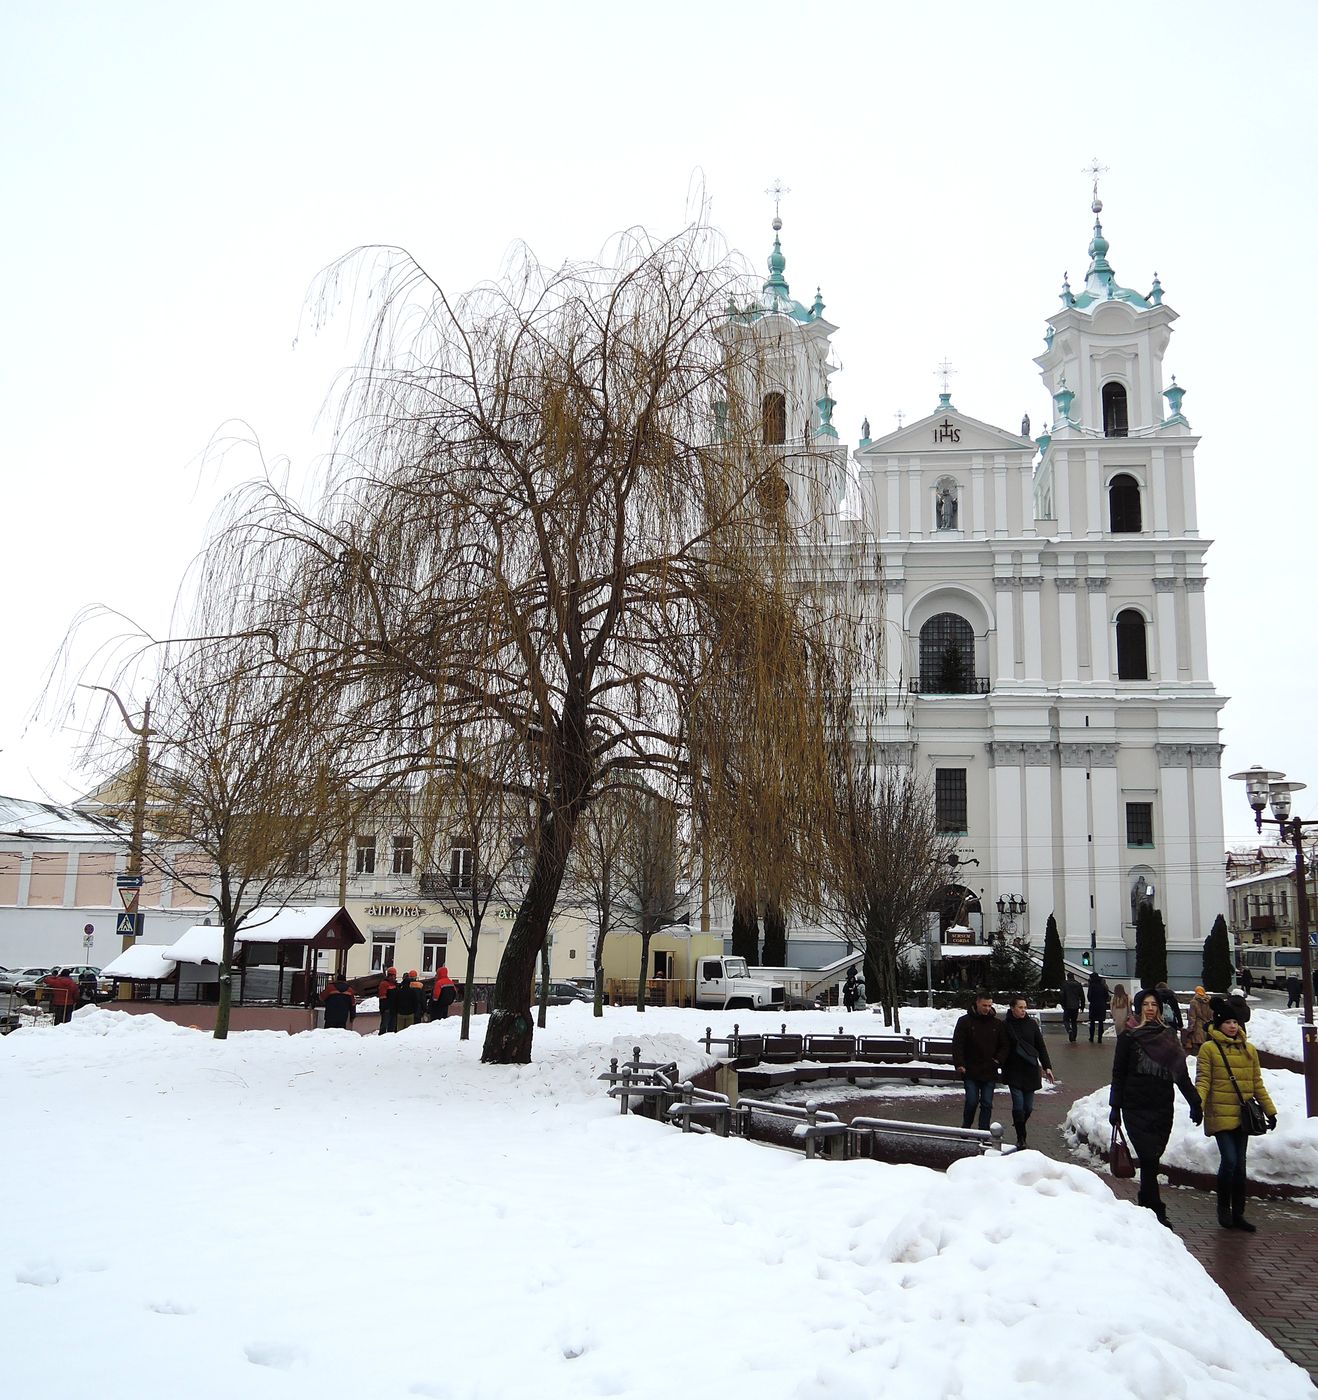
[1281,890,1288,919]
[761,391,786,445]
[1126,803,1154,847]
[653,950,673,978]
[422,935,447,974]
[447,846,474,892]
[935,769,968,834]
[1102,382,1129,437]
[1115,610,1149,680]
[919,613,977,693]
[392,835,414,876]
[355,836,377,875]
[370,935,396,971]
[286,845,311,877]
[1108,474,1142,533]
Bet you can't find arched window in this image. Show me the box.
[919,613,977,693]
[761,391,786,445]
[1115,609,1148,680]
[1102,382,1129,438]
[1108,473,1142,532]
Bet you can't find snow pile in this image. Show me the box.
[2,1006,1313,1399]
[1065,1070,1318,1189]
[1247,1008,1305,1061]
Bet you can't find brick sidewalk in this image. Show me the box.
[828,1030,1318,1383]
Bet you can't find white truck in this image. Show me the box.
[694,955,787,1010]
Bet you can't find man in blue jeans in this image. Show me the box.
[952,989,1010,1130]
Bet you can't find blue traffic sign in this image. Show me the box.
[115,911,144,937]
[115,874,144,888]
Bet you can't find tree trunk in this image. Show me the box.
[731,893,760,966]
[480,803,579,1064]
[459,924,481,1042]
[636,928,653,1012]
[537,941,550,1029]
[214,924,237,1040]
[593,931,607,1017]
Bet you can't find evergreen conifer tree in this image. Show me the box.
[731,895,760,966]
[1040,913,1065,989]
[1135,904,1168,988]
[1202,913,1233,991]
[761,899,787,966]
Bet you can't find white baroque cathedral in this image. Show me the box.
[733,192,1226,981]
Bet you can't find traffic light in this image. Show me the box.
[1081,951,1092,968]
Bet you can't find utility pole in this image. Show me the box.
[81,686,153,952]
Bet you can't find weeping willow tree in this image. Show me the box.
[152,218,870,1064]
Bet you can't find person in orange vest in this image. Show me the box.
[393,970,422,1031]
[430,965,459,1020]
[377,966,398,1035]
[42,969,80,1025]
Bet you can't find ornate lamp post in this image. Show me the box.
[1228,765,1318,1116]
[995,894,1026,941]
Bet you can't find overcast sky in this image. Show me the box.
[3,0,1315,844]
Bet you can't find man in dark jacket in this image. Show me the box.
[1285,974,1302,1009]
[377,967,398,1035]
[1060,973,1086,1042]
[321,975,357,1030]
[393,971,422,1031]
[1087,973,1110,1044]
[952,990,1009,1131]
[1155,981,1182,1031]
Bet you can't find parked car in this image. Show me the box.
[1,966,52,996]
[534,981,594,1005]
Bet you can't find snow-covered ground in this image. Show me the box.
[3,1004,1315,1400]
[1065,1069,1318,1190]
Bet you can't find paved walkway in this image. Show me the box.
[828,1023,1318,1383]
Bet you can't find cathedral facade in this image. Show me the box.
[737,195,1226,981]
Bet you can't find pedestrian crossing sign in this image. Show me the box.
[116,911,141,937]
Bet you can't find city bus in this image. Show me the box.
[1239,945,1305,989]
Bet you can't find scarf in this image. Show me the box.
[1128,1019,1182,1070]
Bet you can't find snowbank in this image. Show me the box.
[2,1005,1313,1400]
[1247,1008,1305,1061]
[1065,1070,1318,1190]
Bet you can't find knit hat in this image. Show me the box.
[1210,994,1249,1028]
[1133,988,1161,1016]
[1195,986,1206,996]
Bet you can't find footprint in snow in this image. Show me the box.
[148,1299,196,1315]
[16,1263,60,1287]
[244,1341,306,1370]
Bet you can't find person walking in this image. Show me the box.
[1285,974,1303,1010]
[1155,981,1183,1032]
[1087,972,1110,1043]
[952,989,1009,1132]
[1185,987,1213,1053]
[393,970,422,1031]
[1109,983,1131,1036]
[1108,987,1203,1228]
[321,974,357,1030]
[42,969,80,1025]
[1060,972,1086,1043]
[377,966,398,1035]
[842,966,860,1013]
[1238,964,1254,998]
[430,966,459,1021]
[1195,996,1278,1232]
[1001,996,1055,1148]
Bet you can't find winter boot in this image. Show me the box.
[1231,1183,1257,1233]
[1012,1113,1027,1149]
[1216,1190,1234,1229]
[1152,1201,1174,1230]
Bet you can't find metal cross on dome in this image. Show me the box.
[765,178,791,221]
[935,359,956,395]
[894,409,905,429]
[1082,157,1109,206]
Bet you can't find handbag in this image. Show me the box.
[1215,1041,1268,1136]
[1109,1123,1136,1178]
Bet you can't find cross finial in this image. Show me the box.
[893,409,905,429]
[765,178,791,227]
[935,359,956,395]
[1082,157,1109,212]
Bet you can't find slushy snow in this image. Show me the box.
[2,1004,1314,1400]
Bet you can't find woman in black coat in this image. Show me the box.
[1002,996,1055,1148]
[1108,987,1203,1228]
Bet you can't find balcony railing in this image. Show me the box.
[909,677,990,695]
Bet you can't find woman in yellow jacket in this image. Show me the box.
[1194,996,1278,1232]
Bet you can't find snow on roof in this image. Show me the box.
[1226,867,1299,889]
[0,794,125,843]
[238,906,356,944]
[101,944,178,980]
[939,944,994,958]
[169,925,227,965]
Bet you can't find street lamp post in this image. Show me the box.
[1228,765,1318,1117]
